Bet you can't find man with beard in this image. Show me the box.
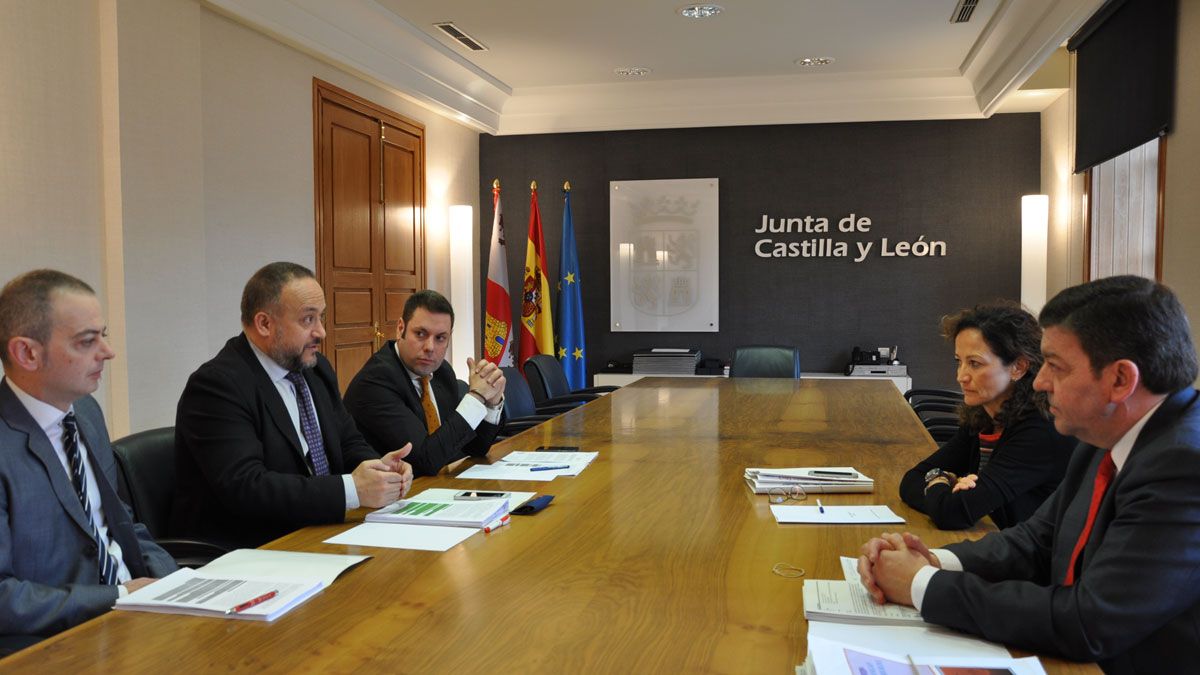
[173,262,413,548]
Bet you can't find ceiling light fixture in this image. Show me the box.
[795,57,835,67]
[678,4,723,19]
[614,66,652,77]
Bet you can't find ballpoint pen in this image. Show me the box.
[816,499,825,514]
[483,515,511,533]
[226,590,277,614]
[529,464,570,472]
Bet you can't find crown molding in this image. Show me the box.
[206,0,1102,136]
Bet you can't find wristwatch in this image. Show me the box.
[924,467,948,483]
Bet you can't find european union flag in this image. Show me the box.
[556,184,586,389]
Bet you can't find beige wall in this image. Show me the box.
[0,1,108,408]
[1163,0,1200,370]
[1041,92,1086,299]
[1,0,480,434]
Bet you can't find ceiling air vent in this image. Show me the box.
[950,0,979,23]
[434,22,488,51]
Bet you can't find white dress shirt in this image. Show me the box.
[395,344,504,428]
[910,399,1166,610]
[7,379,133,589]
[247,341,359,510]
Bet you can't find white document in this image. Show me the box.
[202,548,369,587]
[803,579,926,626]
[458,462,562,481]
[840,555,860,583]
[324,522,478,551]
[771,505,904,524]
[808,633,1044,675]
[115,567,322,622]
[807,621,1012,659]
[501,451,597,476]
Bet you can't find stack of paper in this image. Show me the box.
[365,498,509,528]
[803,556,922,626]
[458,451,598,481]
[325,489,535,552]
[115,549,368,622]
[632,348,701,374]
[746,467,874,494]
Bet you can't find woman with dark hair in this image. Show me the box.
[899,302,1076,530]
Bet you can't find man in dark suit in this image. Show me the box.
[173,262,413,549]
[859,275,1200,673]
[0,270,176,653]
[345,290,505,477]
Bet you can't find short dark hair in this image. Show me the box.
[941,301,1046,431]
[1039,275,1199,394]
[401,290,455,328]
[0,270,96,366]
[240,262,316,326]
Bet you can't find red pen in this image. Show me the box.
[483,515,511,533]
[226,590,278,614]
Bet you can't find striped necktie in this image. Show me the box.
[285,371,331,475]
[62,413,120,585]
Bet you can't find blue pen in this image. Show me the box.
[816,499,825,514]
[530,464,570,472]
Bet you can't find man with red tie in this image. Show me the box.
[858,275,1200,673]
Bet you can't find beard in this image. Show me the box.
[270,335,320,372]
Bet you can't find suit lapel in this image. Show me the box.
[383,342,428,427]
[232,336,306,461]
[0,381,95,539]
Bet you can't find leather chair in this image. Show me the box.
[495,367,562,440]
[729,345,801,378]
[523,354,618,404]
[903,388,964,405]
[111,427,230,568]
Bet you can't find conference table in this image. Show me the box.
[2,377,1099,673]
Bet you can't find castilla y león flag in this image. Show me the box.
[483,179,514,366]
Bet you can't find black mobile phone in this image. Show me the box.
[454,490,509,501]
[535,445,581,452]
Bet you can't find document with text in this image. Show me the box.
[771,504,904,524]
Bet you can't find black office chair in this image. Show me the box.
[904,388,964,405]
[111,427,230,568]
[495,367,562,440]
[729,345,801,378]
[523,354,618,404]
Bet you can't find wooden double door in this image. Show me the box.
[314,80,425,392]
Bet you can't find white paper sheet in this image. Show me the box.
[457,462,562,481]
[771,505,904,524]
[202,549,369,586]
[410,488,537,509]
[324,523,477,551]
[803,579,926,626]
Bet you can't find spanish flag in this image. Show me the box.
[518,181,554,370]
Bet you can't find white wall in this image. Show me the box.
[1163,0,1200,375]
[0,1,108,410]
[1,0,480,434]
[1041,91,1086,300]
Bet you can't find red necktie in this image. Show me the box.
[1064,451,1116,586]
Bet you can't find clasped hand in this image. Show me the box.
[466,357,505,406]
[352,442,413,508]
[856,531,940,607]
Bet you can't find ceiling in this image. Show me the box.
[205,0,1102,135]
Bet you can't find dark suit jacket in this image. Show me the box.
[899,413,1074,529]
[344,342,501,477]
[0,380,176,638]
[923,388,1200,673]
[172,334,381,549]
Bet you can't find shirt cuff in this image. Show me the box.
[456,392,487,429]
[118,584,129,598]
[932,549,963,571]
[910,565,939,612]
[343,474,359,510]
[484,397,504,425]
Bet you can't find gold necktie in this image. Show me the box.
[421,376,441,433]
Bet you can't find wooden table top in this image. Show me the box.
[2,377,1099,673]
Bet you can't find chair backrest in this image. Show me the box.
[502,366,540,418]
[525,354,573,401]
[111,426,177,539]
[729,345,801,378]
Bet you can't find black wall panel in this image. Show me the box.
[479,115,1040,389]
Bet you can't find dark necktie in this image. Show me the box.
[1064,451,1116,586]
[62,413,120,585]
[285,371,331,475]
[420,376,441,433]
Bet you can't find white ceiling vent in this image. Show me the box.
[434,22,488,51]
[950,0,979,23]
